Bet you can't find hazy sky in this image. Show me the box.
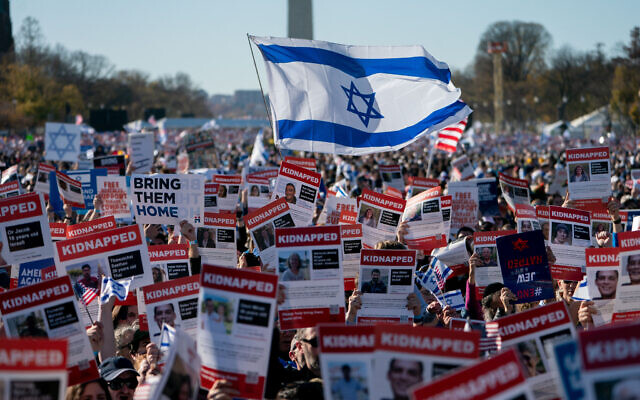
[10,0,640,95]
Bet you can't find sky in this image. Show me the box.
[10,0,640,96]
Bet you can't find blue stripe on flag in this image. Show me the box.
[277,100,467,149]
[257,44,451,83]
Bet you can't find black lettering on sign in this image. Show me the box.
[178,298,198,320]
[44,301,79,329]
[390,269,412,286]
[237,299,271,327]
[108,250,144,279]
[299,185,317,203]
[312,249,340,270]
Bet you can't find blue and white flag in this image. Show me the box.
[99,276,133,304]
[250,36,472,155]
[442,289,465,311]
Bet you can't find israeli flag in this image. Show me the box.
[442,289,465,311]
[251,36,471,155]
[99,276,133,304]
[250,129,268,166]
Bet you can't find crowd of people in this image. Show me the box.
[0,124,638,400]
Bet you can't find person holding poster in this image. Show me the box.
[357,249,416,324]
[565,147,611,200]
[357,189,406,249]
[0,276,100,386]
[401,186,447,252]
[197,265,277,399]
[612,230,640,323]
[196,212,237,268]
[272,161,321,226]
[245,198,295,271]
[275,225,345,330]
[0,192,54,265]
[548,206,591,279]
[486,301,576,399]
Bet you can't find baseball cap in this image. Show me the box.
[99,357,140,381]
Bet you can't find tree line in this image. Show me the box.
[455,21,640,134]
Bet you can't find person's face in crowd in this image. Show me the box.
[555,227,568,243]
[107,371,138,400]
[371,271,380,283]
[279,329,295,353]
[627,255,640,284]
[387,359,422,399]
[560,280,578,300]
[134,337,151,357]
[300,328,320,376]
[125,306,138,327]
[80,381,108,400]
[285,183,296,202]
[82,266,92,279]
[154,304,176,328]
[542,222,550,240]
[178,382,190,400]
[288,253,300,271]
[595,270,618,298]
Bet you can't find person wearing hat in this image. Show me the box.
[480,282,517,321]
[99,356,140,400]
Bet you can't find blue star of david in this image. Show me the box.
[341,81,383,127]
[48,125,77,159]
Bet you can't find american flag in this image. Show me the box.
[434,117,468,154]
[78,282,98,305]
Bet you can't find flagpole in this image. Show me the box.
[82,300,94,325]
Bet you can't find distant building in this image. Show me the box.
[288,0,313,40]
[233,90,262,108]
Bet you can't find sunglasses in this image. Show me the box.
[107,378,138,391]
[301,337,318,348]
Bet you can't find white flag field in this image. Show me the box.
[251,36,472,155]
